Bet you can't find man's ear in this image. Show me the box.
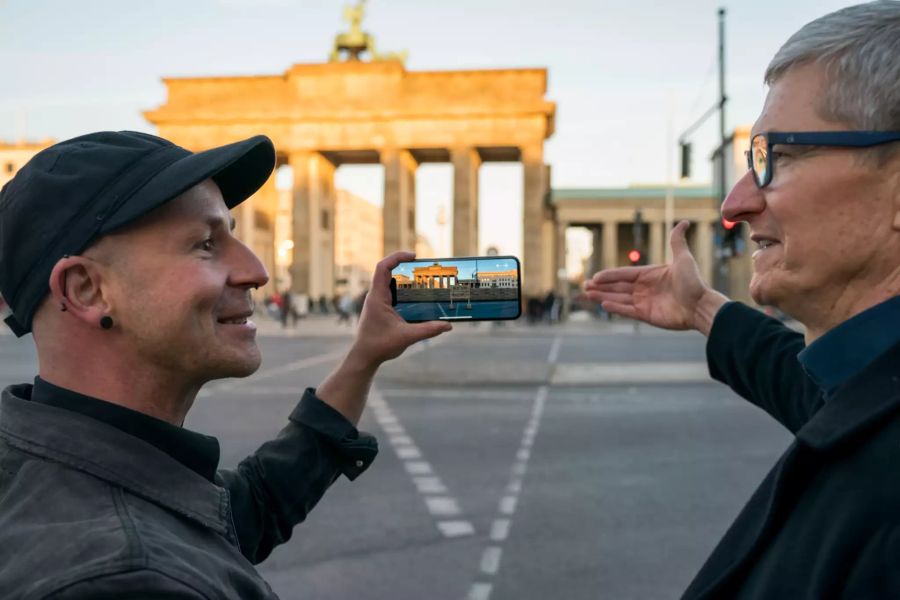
[48,256,112,328]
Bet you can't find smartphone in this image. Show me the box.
[390,256,522,322]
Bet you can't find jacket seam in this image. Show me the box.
[110,484,148,566]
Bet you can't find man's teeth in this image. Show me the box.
[758,240,776,249]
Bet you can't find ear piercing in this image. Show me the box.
[100,316,114,330]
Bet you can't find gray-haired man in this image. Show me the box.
[586,2,900,597]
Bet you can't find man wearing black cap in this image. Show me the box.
[0,131,451,598]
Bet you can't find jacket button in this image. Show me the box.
[355,460,364,468]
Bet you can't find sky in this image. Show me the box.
[0,0,861,267]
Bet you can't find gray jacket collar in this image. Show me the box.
[0,384,230,536]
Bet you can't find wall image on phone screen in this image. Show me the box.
[391,257,521,322]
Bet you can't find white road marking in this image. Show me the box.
[377,389,529,401]
[490,519,511,542]
[463,386,548,598]
[547,335,562,364]
[552,362,709,385]
[405,461,433,475]
[413,476,448,494]
[425,496,461,516]
[395,446,422,459]
[381,422,405,435]
[389,435,413,446]
[480,546,503,575]
[468,583,492,600]
[371,388,473,539]
[499,495,518,515]
[437,520,475,538]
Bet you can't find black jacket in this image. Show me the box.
[0,386,377,599]
[683,302,900,599]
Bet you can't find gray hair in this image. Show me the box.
[765,1,900,135]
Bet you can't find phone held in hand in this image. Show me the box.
[390,255,522,322]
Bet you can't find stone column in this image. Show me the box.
[588,226,602,277]
[650,220,665,265]
[696,220,714,283]
[382,149,417,255]
[522,145,549,297]
[602,219,618,269]
[289,151,336,299]
[451,147,481,257]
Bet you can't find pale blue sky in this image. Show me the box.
[0,0,859,258]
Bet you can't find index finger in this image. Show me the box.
[590,265,650,285]
[369,251,416,301]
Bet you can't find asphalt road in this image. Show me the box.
[0,316,792,600]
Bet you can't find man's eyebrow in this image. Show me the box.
[202,215,236,231]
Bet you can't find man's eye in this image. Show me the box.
[198,238,215,252]
[772,151,790,161]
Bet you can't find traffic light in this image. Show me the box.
[628,249,642,265]
[680,142,692,179]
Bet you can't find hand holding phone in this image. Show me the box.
[390,256,522,322]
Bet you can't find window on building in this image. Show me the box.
[321,209,329,230]
[4,162,13,174]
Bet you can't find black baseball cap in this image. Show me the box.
[0,130,276,337]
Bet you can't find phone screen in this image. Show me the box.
[390,256,522,322]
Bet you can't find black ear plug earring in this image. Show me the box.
[100,316,114,330]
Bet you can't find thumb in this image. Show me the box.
[669,220,693,262]
[410,321,453,342]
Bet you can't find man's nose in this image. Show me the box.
[230,239,270,290]
[721,170,765,223]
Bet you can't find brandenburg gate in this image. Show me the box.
[145,6,557,299]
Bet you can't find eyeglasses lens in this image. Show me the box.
[751,135,768,187]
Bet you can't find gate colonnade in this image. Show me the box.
[145,60,558,299]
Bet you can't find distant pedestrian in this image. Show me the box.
[280,290,296,328]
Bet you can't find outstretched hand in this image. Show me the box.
[582,221,727,333]
[351,251,453,366]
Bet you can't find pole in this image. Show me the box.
[716,7,729,294]
[718,8,727,207]
[665,91,675,263]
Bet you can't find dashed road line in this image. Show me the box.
[467,385,548,600]
[368,388,475,540]
[547,335,562,364]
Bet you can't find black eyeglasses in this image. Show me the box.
[745,131,900,188]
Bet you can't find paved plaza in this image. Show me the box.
[1,314,791,599]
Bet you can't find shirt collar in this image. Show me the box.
[798,296,900,398]
[31,376,220,483]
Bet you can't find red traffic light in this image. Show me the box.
[722,217,737,230]
[628,249,642,264]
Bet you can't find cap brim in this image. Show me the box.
[101,135,276,233]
